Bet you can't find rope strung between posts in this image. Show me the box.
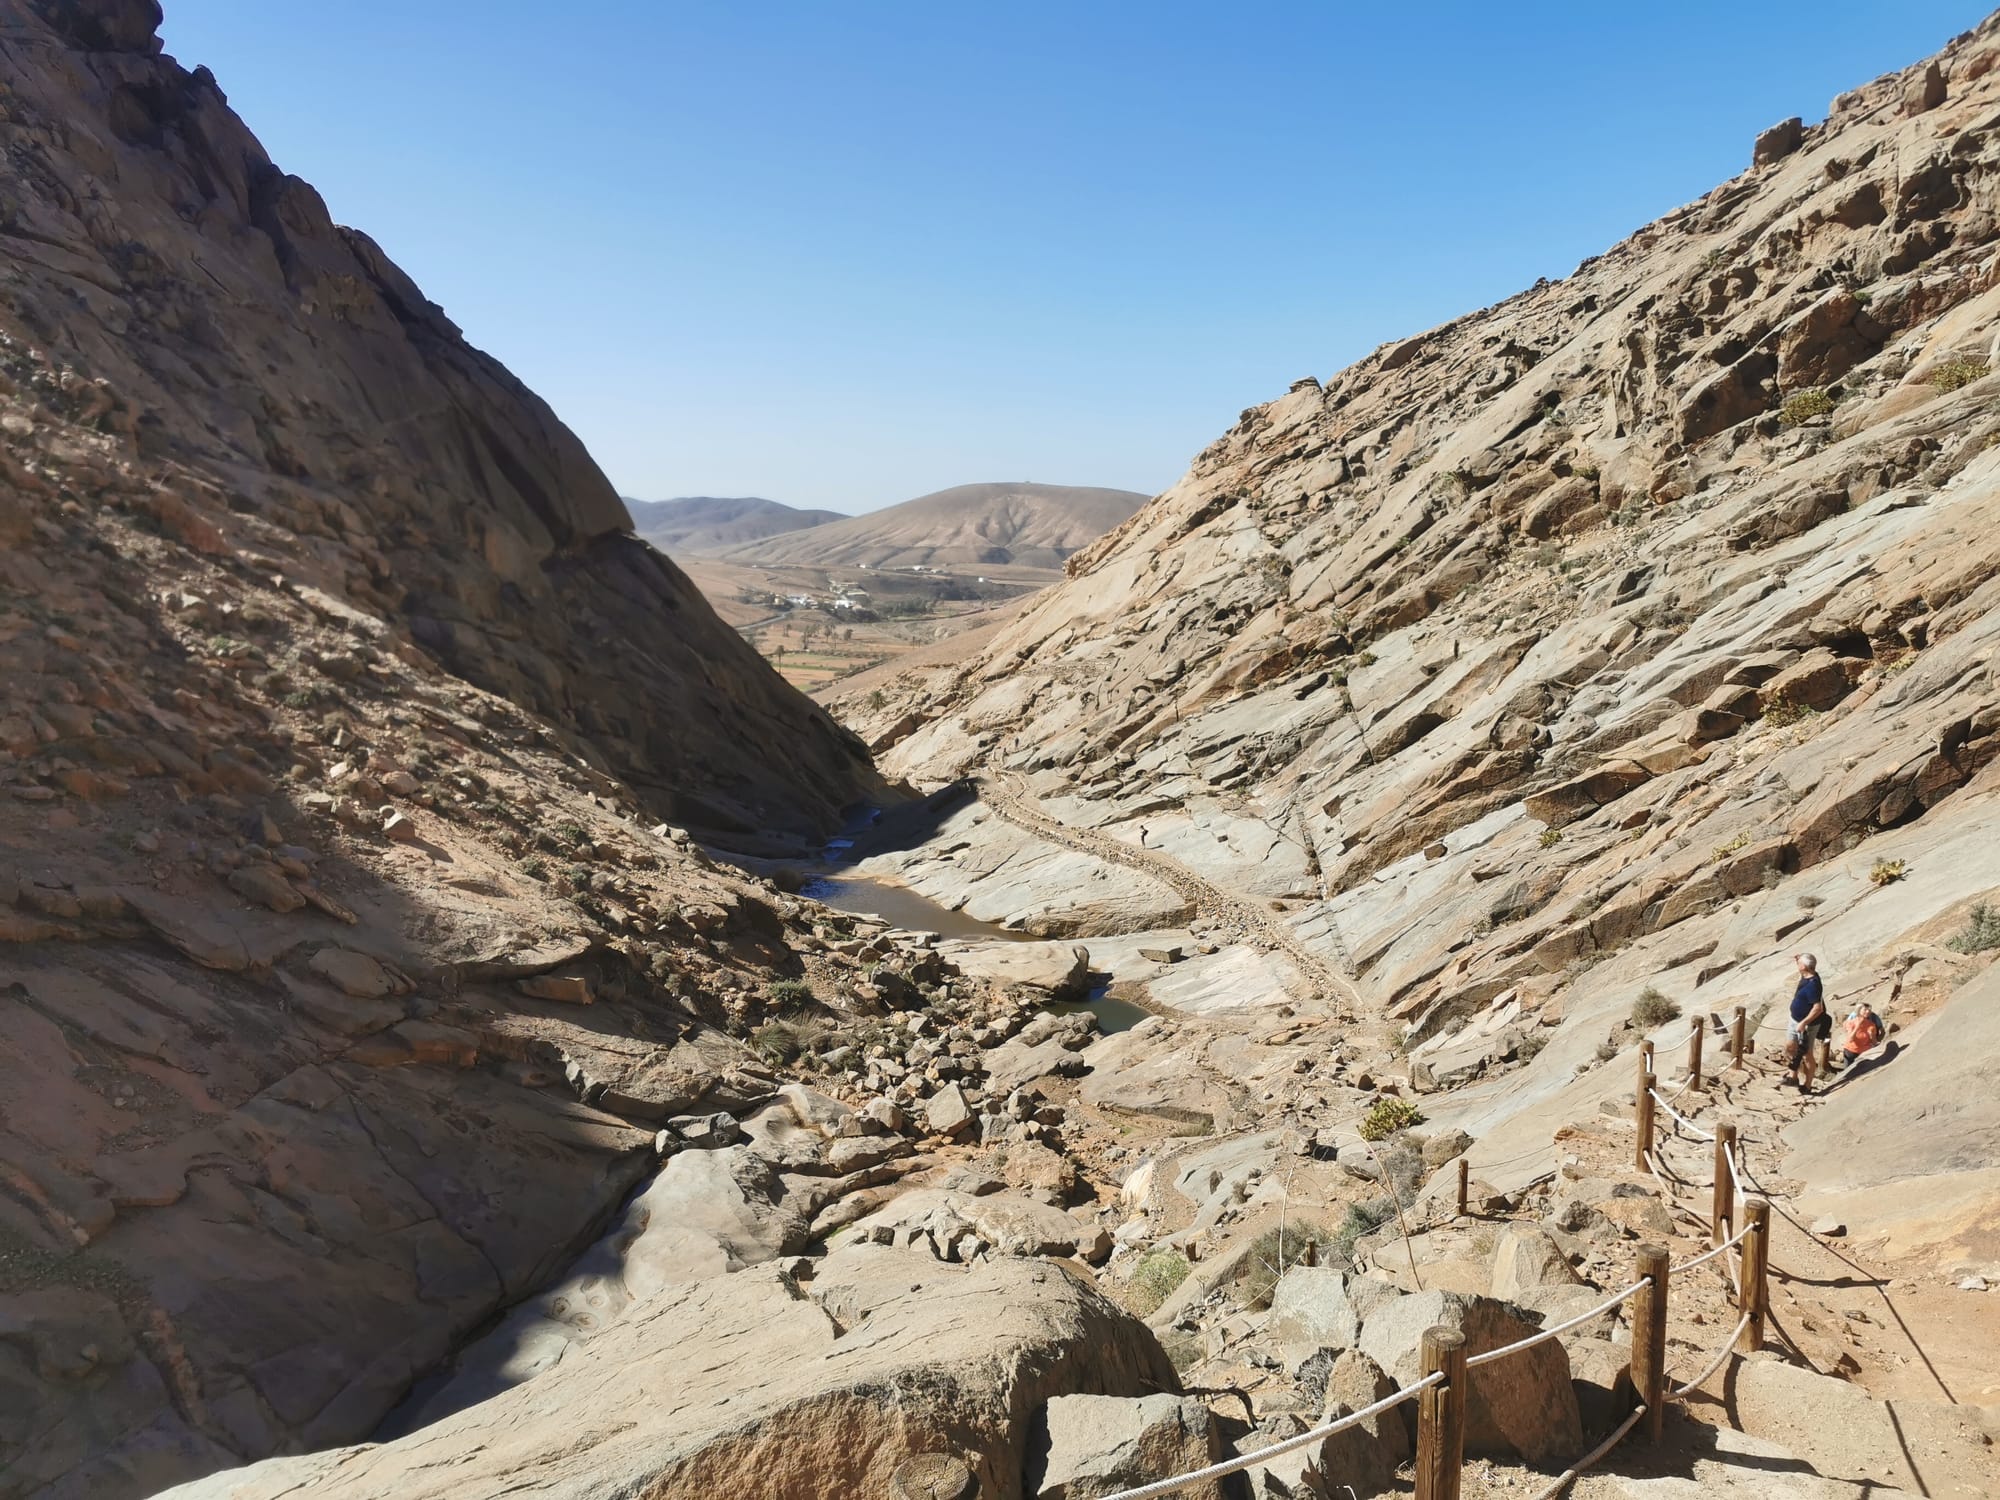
[1658,1022,1704,1105]
[1091,1371,1443,1500]
[1671,1218,1752,1273]
[1526,1402,1649,1500]
[1648,1086,1717,1142]
[1465,1279,1648,1367]
[1642,1150,1714,1240]
[1672,1312,1754,1398]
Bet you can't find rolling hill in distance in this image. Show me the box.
[623,495,846,554]
[717,481,1150,571]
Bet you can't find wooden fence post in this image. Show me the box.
[1632,1244,1670,1441]
[1635,1042,1656,1171]
[1415,1326,1467,1500]
[1712,1122,1737,1249]
[1456,1157,1469,1217]
[1687,1020,1705,1094]
[1730,1006,1747,1069]
[1739,1197,1771,1352]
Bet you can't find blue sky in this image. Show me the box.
[160,2,1987,514]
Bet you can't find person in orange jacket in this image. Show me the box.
[1832,1000,1884,1070]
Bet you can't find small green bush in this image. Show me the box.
[750,1021,802,1065]
[1126,1249,1191,1315]
[1630,987,1681,1028]
[1946,901,2000,955]
[1779,387,1835,426]
[1870,858,1907,886]
[1762,694,1816,727]
[1930,358,1989,394]
[768,978,817,1013]
[1358,1097,1424,1142]
[1330,1198,1394,1264]
[1539,827,1563,849]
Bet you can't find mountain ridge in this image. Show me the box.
[624,495,846,555]
[720,480,1150,571]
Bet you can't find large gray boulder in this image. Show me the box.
[157,1248,1178,1500]
[1489,1222,1583,1301]
[1032,1393,1225,1499]
[1266,1267,1402,1372]
[1357,1290,1582,1464]
[1316,1349,1408,1497]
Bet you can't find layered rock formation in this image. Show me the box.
[0,3,903,1494]
[846,15,2000,1059]
[157,1249,1177,1500]
[3,0,877,838]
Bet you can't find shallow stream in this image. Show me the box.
[797,869,1150,1034]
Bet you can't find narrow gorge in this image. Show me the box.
[3,4,1998,1500]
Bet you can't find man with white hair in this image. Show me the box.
[1784,952,1830,1093]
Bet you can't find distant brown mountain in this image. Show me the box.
[625,495,846,554]
[719,482,1150,572]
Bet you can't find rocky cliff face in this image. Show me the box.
[0,3,906,1495]
[848,15,2000,1046]
[3,0,877,838]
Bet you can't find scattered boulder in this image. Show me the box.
[1357,1290,1583,1464]
[1904,60,1946,115]
[925,1082,976,1138]
[1421,1128,1473,1173]
[518,973,595,1005]
[159,1250,1179,1500]
[226,863,304,913]
[307,946,399,998]
[1753,116,1804,166]
[1315,1349,1409,1498]
[1489,1223,1583,1301]
[1267,1267,1401,1372]
[1032,1393,1225,1500]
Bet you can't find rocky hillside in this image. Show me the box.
[723,480,1149,572]
[0,2,921,1494]
[826,17,2000,1327]
[624,495,845,556]
[0,0,877,840]
[846,18,2000,1066]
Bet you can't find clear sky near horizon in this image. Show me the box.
[159,2,1988,515]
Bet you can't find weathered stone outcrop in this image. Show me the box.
[0,4,894,1493]
[155,1249,1178,1500]
[0,0,878,837]
[837,11,2000,1069]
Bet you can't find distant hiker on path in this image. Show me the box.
[1783,952,1830,1094]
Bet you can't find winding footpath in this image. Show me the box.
[976,771,1364,1016]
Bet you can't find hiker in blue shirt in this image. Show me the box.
[1783,952,1830,1094]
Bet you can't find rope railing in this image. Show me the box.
[1526,1402,1649,1500]
[1465,1280,1647,1367]
[1671,1219,1751,1273]
[1672,1312,1754,1398]
[1092,1371,1443,1500]
[1104,1051,1780,1500]
[1648,1086,1716,1142]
